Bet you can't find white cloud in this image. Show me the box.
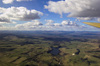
[45,20,54,23]
[2,0,32,4]
[2,0,14,4]
[0,7,6,13]
[61,20,68,25]
[0,7,43,23]
[45,20,62,26]
[44,1,67,18]
[10,19,99,31]
[45,0,100,20]
[45,23,54,26]
[45,19,78,27]
[15,20,43,29]
[45,20,54,26]
[54,23,62,26]
[16,0,32,2]
[61,20,78,26]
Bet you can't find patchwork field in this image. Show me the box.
[0,31,100,66]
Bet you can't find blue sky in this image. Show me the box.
[0,0,100,31]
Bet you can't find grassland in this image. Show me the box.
[0,31,100,66]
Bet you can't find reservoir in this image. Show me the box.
[48,47,60,56]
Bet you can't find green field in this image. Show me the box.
[0,31,100,66]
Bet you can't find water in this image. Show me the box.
[48,47,60,56]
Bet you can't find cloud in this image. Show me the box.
[0,25,3,27]
[61,20,78,26]
[44,1,67,18]
[44,0,100,20]
[16,0,32,2]
[45,20,55,26]
[0,16,16,23]
[45,19,78,27]
[0,17,12,23]
[15,20,78,29]
[15,20,43,29]
[54,23,62,26]
[45,20,54,23]
[77,17,95,20]
[97,18,100,22]
[2,0,31,4]
[61,20,68,25]
[0,7,43,23]
[2,0,14,4]
[45,23,54,26]
[45,20,62,26]
[13,19,100,31]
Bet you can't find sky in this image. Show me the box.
[0,0,100,31]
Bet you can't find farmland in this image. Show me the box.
[0,31,100,66]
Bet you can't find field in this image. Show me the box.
[0,31,100,66]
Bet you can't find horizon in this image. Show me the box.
[0,1,100,65]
